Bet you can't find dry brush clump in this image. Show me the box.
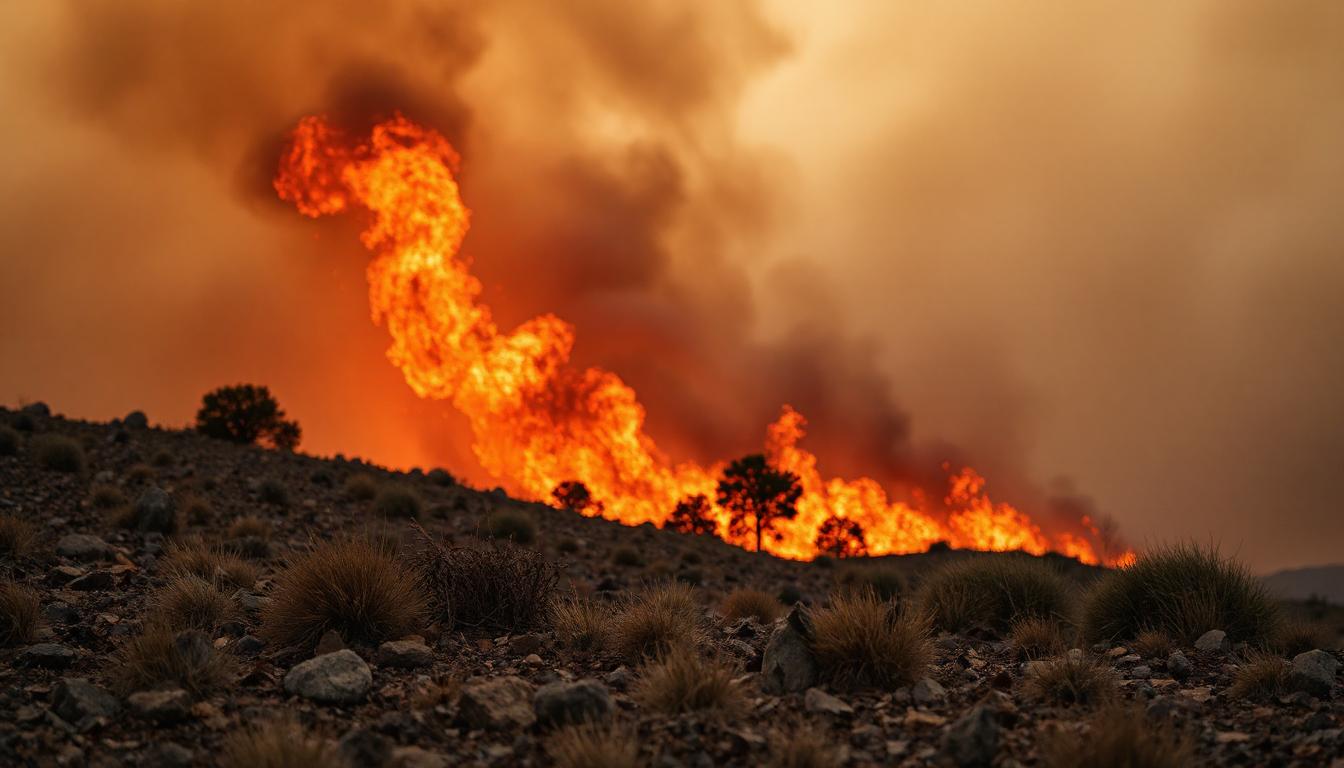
[0,514,40,561]
[411,522,559,632]
[221,718,346,768]
[344,473,378,501]
[1082,543,1280,646]
[1272,619,1334,656]
[373,485,423,519]
[1229,652,1289,699]
[262,537,428,651]
[1131,630,1173,659]
[809,590,933,690]
[32,434,85,473]
[551,594,613,652]
[612,582,704,661]
[161,537,258,590]
[482,508,538,545]
[150,575,238,632]
[0,581,42,647]
[836,564,907,602]
[633,646,743,715]
[1024,654,1117,706]
[547,721,641,768]
[113,625,235,694]
[0,425,19,456]
[917,555,1075,634]
[721,588,783,624]
[1039,705,1197,768]
[1010,617,1069,660]
[90,484,128,510]
[769,723,841,768]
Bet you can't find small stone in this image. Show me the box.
[1129,665,1153,679]
[1194,629,1230,652]
[941,705,999,768]
[761,622,818,694]
[804,688,854,716]
[378,639,433,669]
[47,566,85,585]
[143,743,193,768]
[127,689,191,723]
[235,635,265,657]
[68,570,114,591]
[284,650,373,705]
[52,678,119,725]
[56,534,113,562]
[534,679,612,728]
[20,643,76,669]
[523,653,543,666]
[390,746,450,768]
[132,487,178,533]
[1215,731,1250,744]
[315,629,346,656]
[1289,650,1339,697]
[912,677,947,705]
[1167,651,1192,679]
[232,590,271,613]
[44,602,80,624]
[604,666,633,690]
[459,676,536,730]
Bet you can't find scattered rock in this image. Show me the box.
[1167,651,1192,679]
[56,534,112,562]
[20,643,76,669]
[912,677,947,705]
[941,705,999,767]
[127,689,191,723]
[378,639,433,669]
[284,650,373,705]
[804,687,854,716]
[68,570,114,591]
[1194,629,1230,652]
[534,679,612,728]
[51,678,119,726]
[1289,650,1339,697]
[761,619,817,694]
[458,676,536,730]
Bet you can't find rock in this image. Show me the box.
[339,727,392,768]
[127,689,191,723]
[941,705,999,768]
[44,602,80,624]
[56,534,112,562]
[235,635,266,657]
[284,650,373,705]
[52,678,119,726]
[1289,650,1339,697]
[316,629,346,656]
[378,639,434,669]
[458,676,536,730]
[173,630,214,668]
[1167,651,1192,679]
[534,679,612,728]
[123,411,149,429]
[390,746,450,768]
[912,677,947,705]
[804,688,854,716]
[48,566,85,585]
[523,653,543,666]
[1130,665,1153,679]
[132,486,178,532]
[20,643,76,669]
[143,743,193,768]
[232,589,271,613]
[604,666,634,690]
[1194,629,1230,652]
[761,623,818,694]
[68,570,114,591]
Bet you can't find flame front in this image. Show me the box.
[275,115,1132,566]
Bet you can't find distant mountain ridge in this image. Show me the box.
[1264,564,1344,605]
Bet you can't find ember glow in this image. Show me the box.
[275,115,1133,566]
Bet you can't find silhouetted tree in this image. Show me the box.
[716,454,802,553]
[195,384,301,450]
[552,480,602,515]
[664,494,717,536]
[815,515,868,558]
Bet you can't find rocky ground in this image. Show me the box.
[0,404,1341,767]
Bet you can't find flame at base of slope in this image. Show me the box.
[274,114,1134,567]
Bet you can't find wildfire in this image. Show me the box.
[275,115,1133,566]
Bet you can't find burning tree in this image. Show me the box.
[552,480,602,515]
[716,454,802,553]
[195,384,301,450]
[815,515,869,558]
[664,494,718,537]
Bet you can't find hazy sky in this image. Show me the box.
[2,2,1341,571]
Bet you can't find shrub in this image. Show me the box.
[427,468,455,487]
[1131,630,1173,659]
[373,485,422,519]
[1038,705,1196,768]
[0,515,39,561]
[259,478,289,506]
[411,523,556,632]
[778,583,804,606]
[221,718,344,768]
[195,384,301,450]
[814,515,868,558]
[717,454,801,553]
[344,473,378,501]
[837,565,906,602]
[1229,652,1289,699]
[262,537,427,651]
[633,647,742,715]
[611,547,644,567]
[612,582,703,661]
[1273,620,1333,656]
[1024,655,1116,705]
[228,515,273,540]
[32,435,85,473]
[0,426,19,456]
[0,581,41,646]
[547,721,639,768]
[665,495,717,536]
[1010,617,1068,660]
[553,481,602,515]
[721,588,783,623]
[769,723,840,768]
[151,575,237,632]
[161,538,258,590]
[918,555,1075,634]
[483,508,537,545]
[127,463,156,484]
[1081,543,1280,646]
[113,625,234,694]
[181,493,213,526]
[90,484,127,510]
[810,590,932,689]
[551,595,612,651]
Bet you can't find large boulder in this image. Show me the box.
[459,676,536,730]
[1288,650,1339,697]
[284,650,372,705]
[534,679,612,728]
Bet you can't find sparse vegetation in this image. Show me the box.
[1039,705,1196,768]
[721,588,783,623]
[90,484,127,509]
[0,581,41,646]
[918,555,1075,634]
[482,508,537,545]
[181,492,213,526]
[664,495,717,536]
[553,480,602,515]
[551,595,612,651]
[32,434,85,473]
[810,590,933,689]
[1024,655,1116,705]
[837,564,906,602]
[0,515,39,561]
[547,721,640,768]
[814,515,868,558]
[769,723,840,768]
[127,463,155,484]
[613,582,704,661]
[633,647,743,715]
[1010,617,1068,660]
[344,473,378,501]
[1081,543,1280,646]
[611,546,644,567]
[0,426,19,456]
[150,575,238,632]
[113,625,234,694]
[411,524,558,632]
[161,538,258,589]
[261,537,427,651]
[1272,619,1332,656]
[220,718,344,768]
[373,484,422,518]
[195,384,301,450]
[717,454,802,553]
[1229,652,1289,699]
[1131,630,1173,659]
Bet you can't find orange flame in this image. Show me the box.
[275,115,1133,566]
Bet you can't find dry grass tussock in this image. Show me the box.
[33,434,85,473]
[1131,630,1173,659]
[721,588,783,623]
[633,646,743,715]
[1039,705,1196,768]
[612,581,704,661]
[1010,617,1068,660]
[547,721,641,768]
[150,575,238,632]
[917,555,1075,634]
[113,625,234,694]
[769,723,841,768]
[0,514,39,560]
[810,589,932,690]
[411,522,559,632]
[161,537,258,590]
[551,594,612,652]
[1229,652,1289,699]
[220,718,347,768]
[0,581,41,647]
[1024,654,1116,705]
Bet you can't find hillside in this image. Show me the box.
[0,403,1340,767]
[1266,565,1344,606]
